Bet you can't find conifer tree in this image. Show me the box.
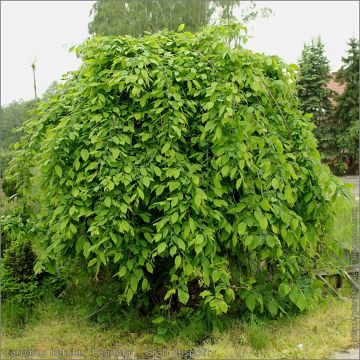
[335,37,359,173]
[297,37,333,132]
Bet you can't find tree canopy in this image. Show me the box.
[335,37,359,170]
[0,100,35,153]
[296,36,339,171]
[88,0,271,36]
[296,37,332,126]
[6,25,346,322]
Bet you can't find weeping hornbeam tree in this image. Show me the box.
[7,24,348,318]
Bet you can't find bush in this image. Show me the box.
[6,24,349,320]
[0,213,64,310]
[1,214,41,305]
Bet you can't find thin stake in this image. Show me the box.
[31,59,38,100]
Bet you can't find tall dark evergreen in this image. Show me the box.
[335,37,359,173]
[297,37,332,124]
[296,36,334,159]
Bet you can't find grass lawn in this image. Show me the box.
[1,290,354,359]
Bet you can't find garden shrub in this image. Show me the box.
[0,213,64,310]
[6,24,349,320]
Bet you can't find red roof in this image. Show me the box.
[327,73,346,95]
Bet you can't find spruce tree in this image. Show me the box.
[297,37,333,155]
[335,37,359,173]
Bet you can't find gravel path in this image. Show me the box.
[331,347,359,359]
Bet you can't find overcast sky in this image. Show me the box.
[1,0,359,106]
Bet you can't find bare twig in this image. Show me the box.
[85,299,114,319]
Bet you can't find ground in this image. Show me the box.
[341,176,359,200]
[332,347,360,359]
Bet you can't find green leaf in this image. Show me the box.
[278,283,291,298]
[171,212,179,224]
[34,261,43,275]
[55,165,62,178]
[88,258,97,267]
[137,187,145,200]
[271,178,279,189]
[118,266,127,277]
[161,142,171,153]
[81,148,89,161]
[178,288,189,304]
[156,184,166,196]
[194,194,202,207]
[211,269,221,283]
[260,198,271,211]
[284,185,293,204]
[146,262,153,274]
[99,252,106,265]
[175,255,181,269]
[254,209,268,230]
[98,93,106,103]
[217,300,228,314]
[245,294,256,312]
[143,177,151,188]
[130,276,138,292]
[169,181,180,192]
[195,233,204,244]
[250,79,260,92]
[104,197,112,207]
[110,148,120,159]
[157,242,167,254]
[152,316,165,325]
[178,23,185,31]
[237,221,247,235]
[296,292,307,311]
[266,298,278,316]
[266,236,276,248]
[172,125,181,137]
[177,238,186,251]
[204,101,214,110]
[142,277,148,291]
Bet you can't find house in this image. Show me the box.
[327,72,345,106]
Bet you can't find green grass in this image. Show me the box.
[1,288,354,359]
[332,190,357,251]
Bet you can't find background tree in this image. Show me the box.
[88,0,271,36]
[335,37,359,174]
[0,100,35,152]
[296,36,335,161]
[0,81,61,178]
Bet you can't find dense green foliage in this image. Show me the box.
[88,0,271,36]
[0,212,64,308]
[1,214,41,305]
[334,38,359,173]
[6,25,347,324]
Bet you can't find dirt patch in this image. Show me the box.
[331,347,359,359]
